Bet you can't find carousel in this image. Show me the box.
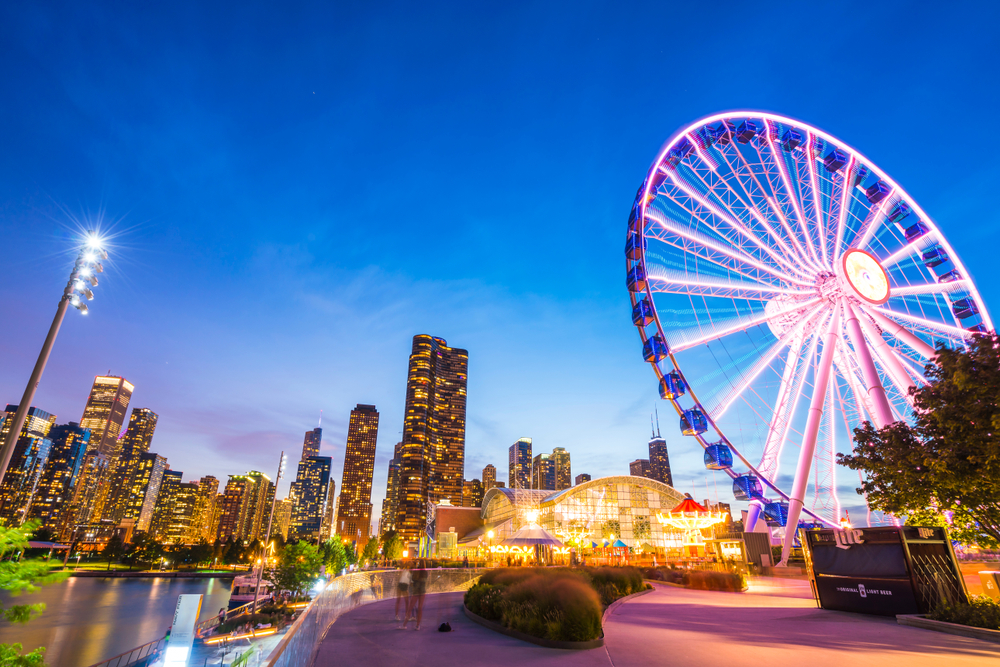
[655,495,728,557]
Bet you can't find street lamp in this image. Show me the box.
[253,450,287,613]
[0,232,108,487]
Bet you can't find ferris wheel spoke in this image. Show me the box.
[645,267,813,301]
[801,133,829,267]
[762,121,825,271]
[758,327,817,482]
[867,305,971,347]
[704,303,827,420]
[831,156,857,262]
[743,141,820,270]
[661,176,816,283]
[709,143,814,271]
[666,297,821,353]
[878,232,941,270]
[849,191,897,253]
[888,280,969,297]
[644,208,814,287]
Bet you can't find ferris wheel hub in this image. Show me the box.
[839,248,891,305]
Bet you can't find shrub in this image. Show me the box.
[465,569,602,641]
[687,570,745,592]
[929,595,1000,630]
[584,567,644,606]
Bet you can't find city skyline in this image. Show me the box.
[3,4,999,526]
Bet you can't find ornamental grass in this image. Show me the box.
[466,569,601,641]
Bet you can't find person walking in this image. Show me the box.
[396,564,412,627]
[406,559,429,630]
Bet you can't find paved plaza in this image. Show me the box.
[315,579,999,667]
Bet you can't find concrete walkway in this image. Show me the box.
[316,581,1000,667]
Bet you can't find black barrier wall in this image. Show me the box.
[802,526,967,616]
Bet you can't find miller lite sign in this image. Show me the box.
[834,528,865,550]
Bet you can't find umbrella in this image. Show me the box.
[500,525,564,547]
[612,539,628,548]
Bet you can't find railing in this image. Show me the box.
[85,636,165,667]
[266,568,483,667]
[197,595,273,635]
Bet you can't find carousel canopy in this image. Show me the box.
[612,539,628,548]
[501,525,564,547]
[670,497,708,514]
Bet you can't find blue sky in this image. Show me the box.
[1,1,998,524]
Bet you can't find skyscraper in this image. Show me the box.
[0,405,56,525]
[461,479,484,507]
[508,437,532,490]
[575,473,591,485]
[551,448,571,490]
[302,427,322,459]
[58,451,112,539]
[379,442,402,534]
[289,457,331,541]
[79,376,133,457]
[648,421,673,487]
[274,498,293,540]
[336,404,379,543]
[321,480,337,541]
[26,422,90,533]
[396,335,468,543]
[217,474,255,542]
[151,470,183,541]
[482,464,497,491]
[102,408,159,524]
[192,476,220,542]
[531,453,554,491]
[630,459,653,478]
[244,471,275,541]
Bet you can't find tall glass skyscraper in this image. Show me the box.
[336,404,379,543]
[396,335,468,543]
[508,437,532,490]
[551,447,571,490]
[301,427,322,459]
[26,422,90,532]
[482,464,497,491]
[289,457,332,541]
[79,376,133,457]
[0,405,56,525]
[648,419,673,487]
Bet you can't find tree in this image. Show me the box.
[103,534,124,571]
[344,542,358,566]
[321,538,348,574]
[360,539,379,567]
[129,532,164,567]
[380,530,402,561]
[838,333,1000,547]
[0,520,68,665]
[268,541,322,598]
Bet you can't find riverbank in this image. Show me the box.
[66,569,247,578]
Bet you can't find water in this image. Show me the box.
[0,576,233,667]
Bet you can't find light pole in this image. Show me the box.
[253,450,286,613]
[0,233,107,487]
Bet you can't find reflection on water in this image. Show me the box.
[0,576,232,667]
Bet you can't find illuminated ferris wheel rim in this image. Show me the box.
[627,110,992,532]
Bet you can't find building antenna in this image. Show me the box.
[655,406,661,438]
[318,410,323,428]
[650,413,655,439]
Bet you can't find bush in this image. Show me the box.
[687,570,745,592]
[465,569,602,642]
[929,595,1000,630]
[584,567,645,606]
[644,567,688,585]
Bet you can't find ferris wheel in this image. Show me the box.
[625,112,992,563]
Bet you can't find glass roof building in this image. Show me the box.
[481,475,686,548]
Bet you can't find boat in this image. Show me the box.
[228,574,274,610]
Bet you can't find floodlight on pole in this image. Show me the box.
[0,232,108,487]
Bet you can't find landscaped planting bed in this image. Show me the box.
[463,567,649,643]
[929,595,1000,630]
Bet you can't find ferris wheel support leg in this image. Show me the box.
[856,314,917,403]
[863,307,937,360]
[843,300,894,428]
[780,308,841,567]
[745,499,766,534]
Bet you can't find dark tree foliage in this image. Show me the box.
[838,333,1000,547]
